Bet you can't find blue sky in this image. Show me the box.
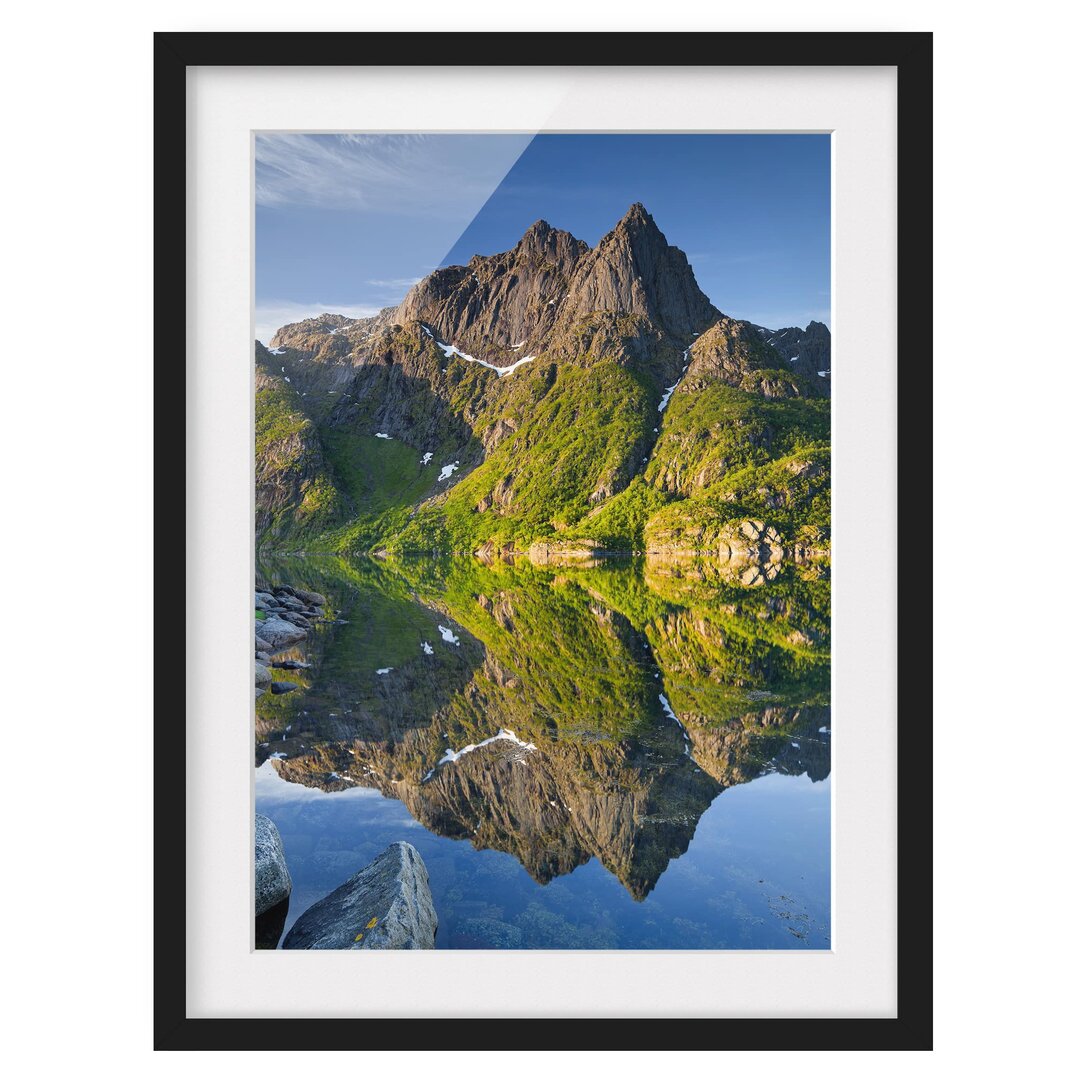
[255,133,830,343]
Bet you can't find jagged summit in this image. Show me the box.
[394,215,589,348]
[521,217,554,239]
[512,218,589,262]
[561,204,719,341]
[615,201,658,231]
[394,205,719,352]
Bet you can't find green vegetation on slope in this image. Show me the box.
[258,553,830,751]
[389,359,656,552]
[254,384,351,544]
[254,385,309,457]
[256,339,830,554]
[646,380,828,497]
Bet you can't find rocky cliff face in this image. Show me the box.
[755,321,832,396]
[396,219,590,352]
[557,203,719,343]
[395,204,719,363]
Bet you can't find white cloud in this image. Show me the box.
[254,301,383,346]
[255,133,531,216]
[364,277,423,289]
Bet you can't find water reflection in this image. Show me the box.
[255,552,830,944]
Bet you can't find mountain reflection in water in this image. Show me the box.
[254,553,831,949]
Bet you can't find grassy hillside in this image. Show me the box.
[256,333,830,555]
[254,383,351,544]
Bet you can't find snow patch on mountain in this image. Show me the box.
[659,694,692,755]
[422,729,538,781]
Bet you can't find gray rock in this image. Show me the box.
[255,591,276,609]
[254,634,274,653]
[256,651,272,663]
[753,320,831,397]
[258,615,308,649]
[272,659,311,670]
[255,662,272,688]
[294,589,327,607]
[255,688,265,700]
[277,611,311,629]
[255,814,292,916]
[282,842,437,950]
[270,681,298,695]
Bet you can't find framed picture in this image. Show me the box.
[157,31,932,1049]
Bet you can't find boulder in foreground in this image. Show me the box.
[254,813,292,917]
[282,842,437,950]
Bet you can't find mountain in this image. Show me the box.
[255,204,831,556]
[753,321,832,395]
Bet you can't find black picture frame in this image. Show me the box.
[155,30,932,1051]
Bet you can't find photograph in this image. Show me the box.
[252,132,833,952]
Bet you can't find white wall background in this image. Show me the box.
[1,0,1074,1074]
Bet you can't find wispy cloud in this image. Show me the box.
[364,277,423,289]
[254,301,384,345]
[255,133,531,216]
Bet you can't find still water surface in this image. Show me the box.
[255,553,831,949]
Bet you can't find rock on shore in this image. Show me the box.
[257,615,309,650]
[254,584,327,698]
[282,842,437,950]
[254,813,292,916]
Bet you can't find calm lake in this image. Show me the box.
[255,552,831,949]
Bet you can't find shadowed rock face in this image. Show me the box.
[754,321,832,396]
[682,706,832,787]
[255,895,290,950]
[396,219,591,351]
[255,553,830,901]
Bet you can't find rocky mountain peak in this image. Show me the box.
[521,218,553,242]
[615,201,658,233]
[559,204,720,341]
[389,205,726,363]
[513,219,589,264]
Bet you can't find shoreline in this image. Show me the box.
[256,546,832,560]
